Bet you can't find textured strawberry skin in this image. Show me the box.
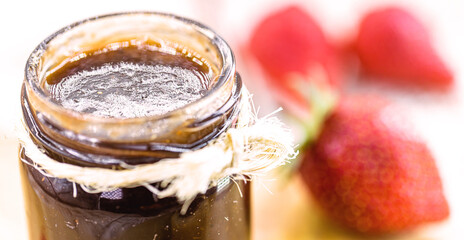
[300,95,449,234]
[356,7,453,90]
[249,6,338,114]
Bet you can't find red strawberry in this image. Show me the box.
[300,95,449,234]
[248,5,338,121]
[355,7,454,90]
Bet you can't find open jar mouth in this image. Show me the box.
[22,12,242,166]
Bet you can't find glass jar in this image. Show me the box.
[19,12,249,240]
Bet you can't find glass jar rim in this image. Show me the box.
[25,11,236,125]
[23,11,241,147]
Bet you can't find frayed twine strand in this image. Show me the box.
[19,87,297,214]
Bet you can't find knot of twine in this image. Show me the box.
[19,88,297,213]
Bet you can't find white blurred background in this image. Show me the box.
[0,0,463,239]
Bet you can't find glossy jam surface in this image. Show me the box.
[46,42,212,118]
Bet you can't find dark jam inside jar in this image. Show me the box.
[46,40,212,118]
[20,38,249,240]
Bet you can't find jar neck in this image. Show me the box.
[21,74,242,167]
[22,74,242,167]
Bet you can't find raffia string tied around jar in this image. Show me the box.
[19,87,297,214]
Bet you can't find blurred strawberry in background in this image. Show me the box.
[248,5,339,139]
[245,3,452,237]
[299,95,449,234]
[354,6,454,91]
